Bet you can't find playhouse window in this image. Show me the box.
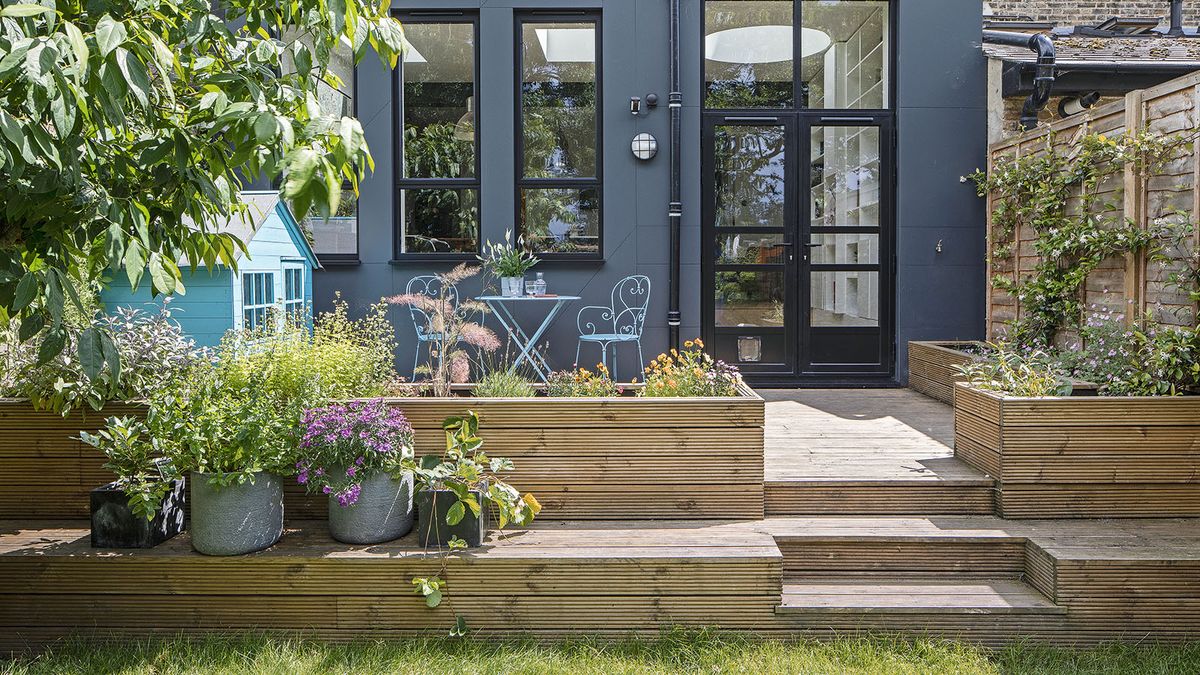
[283,266,305,325]
[242,272,275,330]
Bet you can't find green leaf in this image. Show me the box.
[253,112,277,143]
[100,330,121,383]
[36,326,66,365]
[147,253,176,296]
[123,240,147,290]
[424,589,442,608]
[12,273,36,313]
[44,269,63,326]
[78,327,105,381]
[96,16,126,57]
[18,312,44,342]
[450,615,468,637]
[446,500,465,526]
[63,21,89,69]
[0,4,54,17]
[115,48,150,107]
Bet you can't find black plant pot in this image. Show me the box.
[416,488,488,548]
[90,477,187,549]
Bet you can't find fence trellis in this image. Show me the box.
[986,71,1200,341]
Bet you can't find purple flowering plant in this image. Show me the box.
[296,399,415,507]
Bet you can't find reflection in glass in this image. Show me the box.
[714,125,787,228]
[521,22,598,178]
[520,187,600,254]
[704,1,794,108]
[305,188,358,257]
[802,0,888,109]
[810,270,878,326]
[401,23,476,178]
[810,126,879,228]
[809,233,878,265]
[716,270,785,327]
[400,188,479,253]
[717,233,788,265]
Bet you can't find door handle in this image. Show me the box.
[805,242,823,248]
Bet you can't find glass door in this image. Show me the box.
[801,116,891,374]
[702,116,799,377]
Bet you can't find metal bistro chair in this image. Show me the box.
[405,274,460,378]
[575,275,651,381]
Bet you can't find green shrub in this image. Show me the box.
[79,416,179,520]
[1106,322,1200,396]
[473,370,537,398]
[956,343,1072,397]
[0,304,198,415]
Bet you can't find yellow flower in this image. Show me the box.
[684,340,694,348]
[694,338,704,348]
[644,367,651,374]
[694,368,703,377]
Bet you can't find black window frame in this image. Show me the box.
[514,10,604,261]
[391,10,483,262]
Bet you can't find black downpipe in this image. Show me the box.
[983,30,1056,130]
[667,0,682,350]
[1169,0,1185,37]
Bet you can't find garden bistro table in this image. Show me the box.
[476,295,581,382]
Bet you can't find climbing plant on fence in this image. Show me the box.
[968,129,1192,346]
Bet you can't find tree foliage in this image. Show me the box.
[0,0,405,363]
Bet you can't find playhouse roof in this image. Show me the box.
[194,191,320,269]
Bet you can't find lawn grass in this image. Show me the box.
[3,630,1198,675]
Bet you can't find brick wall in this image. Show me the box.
[986,1,1200,26]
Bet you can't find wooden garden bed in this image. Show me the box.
[908,341,983,404]
[953,384,1200,518]
[383,383,766,520]
[0,386,766,521]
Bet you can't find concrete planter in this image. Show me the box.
[90,477,186,549]
[416,488,487,547]
[328,472,415,544]
[190,471,284,556]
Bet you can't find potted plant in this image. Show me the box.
[152,364,297,556]
[79,416,186,549]
[411,411,541,547]
[297,400,417,544]
[478,231,539,297]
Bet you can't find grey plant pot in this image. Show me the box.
[328,472,415,545]
[189,471,284,556]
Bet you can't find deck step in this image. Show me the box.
[764,478,995,516]
[776,577,1064,616]
[766,516,1028,576]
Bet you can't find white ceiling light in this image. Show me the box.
[704,25,832,64]
[535,28,596,63]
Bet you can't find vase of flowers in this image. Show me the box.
[478,231,539,298]
[298,400,417,545]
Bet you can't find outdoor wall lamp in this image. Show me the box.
[631,93,659,116]
[631,133,658,161]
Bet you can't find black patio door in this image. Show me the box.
[702,113,892,384]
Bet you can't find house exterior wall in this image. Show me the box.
[316,0,988,385]
[986,1,1199,26]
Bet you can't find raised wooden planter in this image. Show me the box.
[908,341,983,404]
[0,400,147,519]
[0,386,766,522]
[953,384,1200,518]
[385,383,766,520]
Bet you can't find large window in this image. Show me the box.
[395,16,480,256]
[516,14,602,256]
[705,0,889,110]
[282,264,306,325]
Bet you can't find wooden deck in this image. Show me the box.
[764,389,994,515]
[3,388,1200,650]
[3,515,1199,649]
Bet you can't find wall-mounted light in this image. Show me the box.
[631,133,658,161]
[630,96,642,116]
